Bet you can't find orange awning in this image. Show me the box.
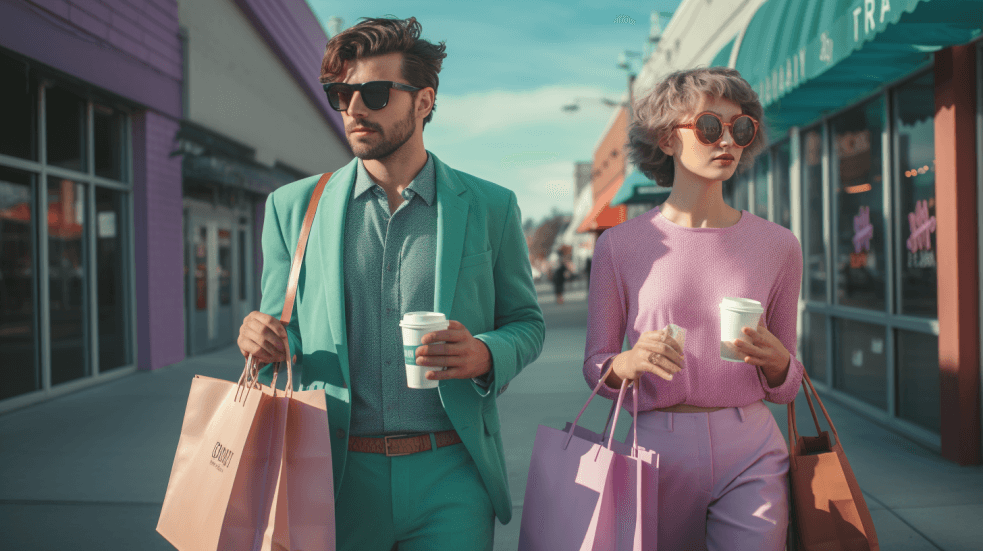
[577,178,627,233]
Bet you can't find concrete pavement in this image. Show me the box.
[1,277,981,549]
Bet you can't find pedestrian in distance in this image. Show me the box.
[237,16,545,551]
[551,256,571,305]
[583,66,804,550]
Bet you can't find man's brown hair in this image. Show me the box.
[320,17,447,126]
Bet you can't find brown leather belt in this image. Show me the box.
[653,404,729,413]
[348,430,462,457]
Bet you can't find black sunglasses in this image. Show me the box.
[676,112,759,148]
[322,80,423,111]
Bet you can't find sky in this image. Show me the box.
[306,0,682,226]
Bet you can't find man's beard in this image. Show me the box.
[348,103,416,161]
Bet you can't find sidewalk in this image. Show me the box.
[0,282,981,550]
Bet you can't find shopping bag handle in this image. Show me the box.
[266,172,333,396]
[564,360,631,451]
[787,369,839,462]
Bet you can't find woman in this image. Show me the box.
[583,67,804,550]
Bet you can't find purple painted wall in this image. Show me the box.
[233,0,348,144]
[0,0,182,118]
[132,111,185,370]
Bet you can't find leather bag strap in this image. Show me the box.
[280,172,332,326]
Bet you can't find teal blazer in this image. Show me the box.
[257,152,545,524]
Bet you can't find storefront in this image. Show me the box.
[0,0,350,413]
[609,0,983,464]
[577,107,628,235]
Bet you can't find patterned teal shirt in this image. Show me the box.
[344,154,454,436]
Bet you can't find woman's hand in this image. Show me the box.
[606,329,685,388]
[733,321,791,387]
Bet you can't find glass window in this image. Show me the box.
[238,229,247,301]
[753,152,770,217]
[773,141,791,229]
[218,228,232,306]
[48,177,88,385]
[733,172,750,212]
[833,317,887,410]
[802,126,827,302]
[94,105,125,181]
[896,329,940,433]
[45,86,87,173]
[804,311,827,382]
[894,72,937,318]
[832,98,886,311]
[0,53,37,161]
[96,187,130,371]
[0,167,39,399]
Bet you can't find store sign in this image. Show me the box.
[752,0,908,107]
[906,199,936,268]
[852,0,892,43]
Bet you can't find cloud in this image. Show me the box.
[423,85,624,223]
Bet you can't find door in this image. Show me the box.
[185,201,238,355]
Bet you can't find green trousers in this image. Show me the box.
[335,436,495,551]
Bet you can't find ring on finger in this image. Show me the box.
[649,351,661,364]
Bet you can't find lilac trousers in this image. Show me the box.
[628,400,789,551]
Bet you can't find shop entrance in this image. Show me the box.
[184,200,253,355]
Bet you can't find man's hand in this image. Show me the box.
[415,320,492,381]
[237,311,295,365]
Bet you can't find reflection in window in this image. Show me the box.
[832,98,885,311]
[239,229,247,301]
[195,228,207,310]
[801,126,826,302]
[753,152,769,218]
[218,229,232,306]
[894,72,937,318]
[45,86,87,173]
[0,167,38,399]
[0,53,37,161]
[804,311,827,383]
[96,187,130,371]
[732,172,750,212]
[773,141,791,229]
[833,318,887,410]
[94,105,125,181]
[896,329,940,433]
[48,177,88,385]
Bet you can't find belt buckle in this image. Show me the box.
[383,433,418,457]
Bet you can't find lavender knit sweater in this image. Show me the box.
[583,208,805,408]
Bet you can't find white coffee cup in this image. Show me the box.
[399,312,450,389]
[719,297,764,362]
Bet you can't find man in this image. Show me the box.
[236,16,545,551]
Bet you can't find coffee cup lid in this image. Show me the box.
[719,297,763,313]
[399,311,448,327]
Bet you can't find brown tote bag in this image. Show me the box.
[786,369,879,551]
[158,172,335,551]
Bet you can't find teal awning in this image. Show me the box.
[709,36,737,68]
[610,169,672,206]
[734,0,983,134]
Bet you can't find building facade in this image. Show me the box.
[0,0,351,413]
[585,0,983,465]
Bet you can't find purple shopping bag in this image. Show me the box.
[518,371,658,551]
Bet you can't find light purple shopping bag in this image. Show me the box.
[518,372,658,551]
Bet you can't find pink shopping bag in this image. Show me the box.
[518,371,658,551]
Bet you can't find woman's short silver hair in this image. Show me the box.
[627,67,768,187]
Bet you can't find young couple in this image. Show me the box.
[236,15,803,551]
